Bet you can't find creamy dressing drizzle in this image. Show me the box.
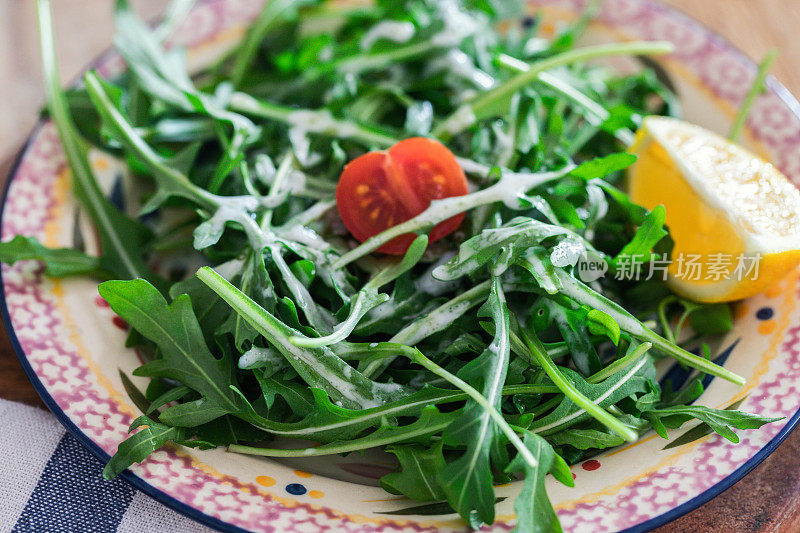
[360,21,416,50]
[428,49,494,89]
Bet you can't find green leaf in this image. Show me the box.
[381,442,447,502]
[570,153,637,181]
[290,235,428,348]
[613,205,667,266]
[253,372,315,416]
[433,218,569,281]
[688,303,733,335]
[505,431,564,533]
[229,406,456,457]
[586,309,621,345]
[645,405,781,444]
[0,235,107,278]
[241,382,557,443]
[159,398,229,427]
[228,0,311,87]
[517,329,642,442]
[548,303,601,375]
[36,0,162,288]
[378,498,507,516]
[196,266,411,409]
[83,71,217,212]
[118,370,151,416]
[438,278,510,527]
[112,0,259,192]
[661,398,744,450]
[146,385,191,416]
[103,416,185,479]
[99,279,246,417]
[548,428,626,450]
[550,270,746,386]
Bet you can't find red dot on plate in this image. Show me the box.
[112,316,129,331]
[571,472,577,480]
[582,459,601,471]
[95,296,110,308]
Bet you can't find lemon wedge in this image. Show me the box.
[628,116,800,303]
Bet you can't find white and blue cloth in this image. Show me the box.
[0,399,215,532]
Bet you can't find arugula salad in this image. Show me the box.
[7,0,783,530]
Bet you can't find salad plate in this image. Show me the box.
[5,0,800,532]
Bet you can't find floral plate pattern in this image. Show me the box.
[4,0,800,532]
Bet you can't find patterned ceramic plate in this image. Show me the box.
[5,0,800,531]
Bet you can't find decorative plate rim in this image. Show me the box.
[3,1,800,532]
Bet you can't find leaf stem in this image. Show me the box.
[496,54,635,145]
[729,49,778,142]
[433,41,674,139]
[333,167,572,268]
[588,342,651,384]
[553,270,746,386]
[37,0,151,282]
[228,92,398,147]
[519,330,638,442]
[83,71,219,212]
[403,350,539,468]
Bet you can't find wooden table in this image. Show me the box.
[2,1,800,531]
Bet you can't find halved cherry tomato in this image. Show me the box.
[336,137,468,255]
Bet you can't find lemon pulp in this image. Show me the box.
[628,116,800,303]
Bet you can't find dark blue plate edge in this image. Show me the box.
[2,2,800,532]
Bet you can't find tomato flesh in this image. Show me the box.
[336,138,468,255]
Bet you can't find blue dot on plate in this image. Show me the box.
[756,307,774,321]
[286,483,307,495]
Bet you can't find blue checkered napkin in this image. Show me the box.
[0,399,216,532]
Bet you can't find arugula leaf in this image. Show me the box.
[438,278,510,527]
[118,370,151,416]
[247,382,557,443]
[505,431,566,533]
[196,266,411,409]
[0,235,107,278]
[519,330,644,441]
[688,303,733,336]
[612,205,667,267]
[644,405,781,443]
[112,0,259,192]
[586,309,621,345]
[290,235,428,348]
[103,416,185,479]
[381,442,447,502]
[433,218,569,281]
[159,398,229,427]
[99,279,247,417]
[547,302,601,375]
[230,406,455,457]
[228,0,311,87]
[36,0,162,288]
[570,153,637,181]
[548,428,626,450]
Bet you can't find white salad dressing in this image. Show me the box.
[428,49,494,89]
[360,21,416,51]
[238,346,285,370]
[440,105,477,136]
[430,0,483,47]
